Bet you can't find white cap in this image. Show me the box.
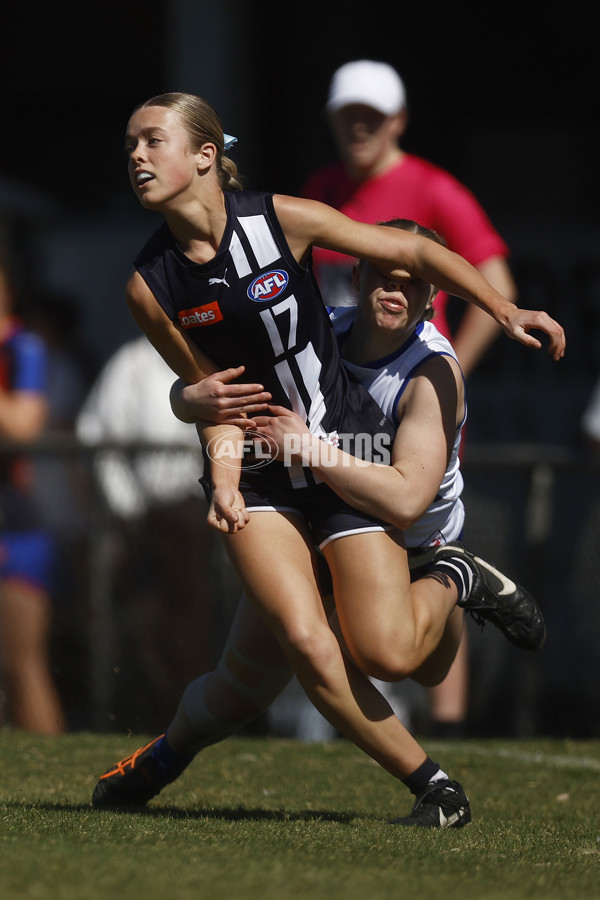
[326,60,406,116]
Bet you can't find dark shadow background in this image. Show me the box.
[1,2,598,208]
[2,1,598,444]
[1,1,599,737]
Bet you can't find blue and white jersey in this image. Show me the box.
[331,309,466,548]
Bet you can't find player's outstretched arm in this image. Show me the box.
[275,197,566,364]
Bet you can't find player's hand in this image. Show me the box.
[253,405,311,462]
[502,308,566,361]
[207,484,250,534]
[170,366,272,427]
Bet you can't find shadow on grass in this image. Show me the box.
[2,800,360,824]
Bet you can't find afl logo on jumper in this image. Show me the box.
[247,270,289,302]
[178,301,223,329]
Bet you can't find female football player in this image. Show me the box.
[92,93,564,826]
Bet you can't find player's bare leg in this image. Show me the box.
[0,580,65,735]
[167,593,292,755]
[426,629,469,737]
[326,530,460,681]
[223,513,428,781]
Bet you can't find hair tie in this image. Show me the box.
[224,134,238,151]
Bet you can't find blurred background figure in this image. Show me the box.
[26,290,94,573]
[26,291,94,448]
[76,335,202,520]
[297,59,519,739]
[303,59,517,373]
[76,335,231,730]
[23,291,96,729]
[581,376,600,454]
[0,247,66,734]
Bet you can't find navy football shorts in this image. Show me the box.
[0,530,55,591]
[202,462,392,551]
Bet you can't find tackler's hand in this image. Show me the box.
[171,366,272,428]
[253,406,311,463]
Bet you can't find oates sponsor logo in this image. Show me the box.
[178,301,223,329]
[247,269,288,301]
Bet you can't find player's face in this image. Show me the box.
[329,104,403,177]
[356,262,434,341]
[125,106,201,209]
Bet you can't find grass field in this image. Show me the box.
[1,731,599,899]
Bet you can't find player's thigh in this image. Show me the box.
[223,511,327,635]
[323,529,412,646]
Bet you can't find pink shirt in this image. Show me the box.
[303,154,509,339]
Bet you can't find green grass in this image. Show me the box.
[1,732,599,899]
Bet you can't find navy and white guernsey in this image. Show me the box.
[332,309,467,549]
[135,190,394,489]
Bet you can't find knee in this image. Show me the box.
[338,613,423,682]
[281,621,339,675]
[349,641,420,683]
[216,645,293,712]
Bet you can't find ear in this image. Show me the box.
[196,142,217,172]
[391,109,408,142]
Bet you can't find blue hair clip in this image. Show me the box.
[224,134,238,151]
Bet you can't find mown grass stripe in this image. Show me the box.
[428,742,600,773]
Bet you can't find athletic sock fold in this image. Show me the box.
[431,557,473,605]
[402,756,442,796]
